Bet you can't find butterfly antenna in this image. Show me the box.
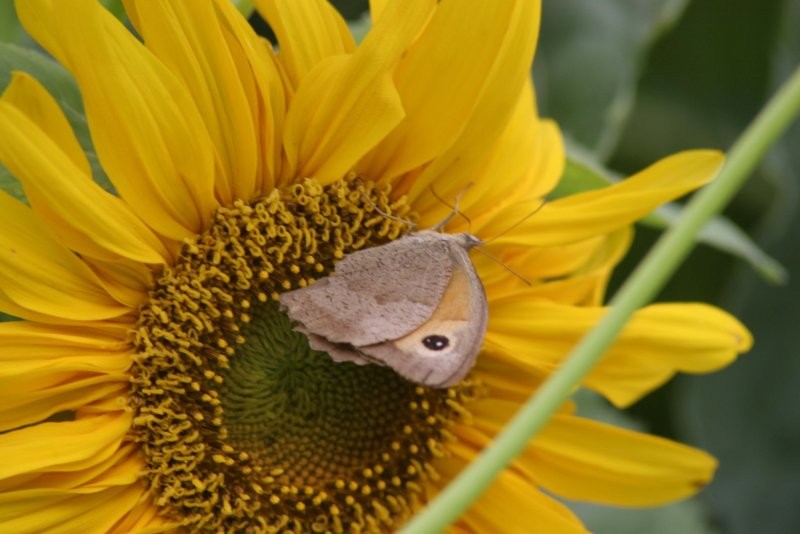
[482,199,547,245]
[430,183,473,231]
[473,247,532,286]
[359,190,417,230]
[473,199,546,286]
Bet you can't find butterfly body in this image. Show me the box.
[279,231,487,387]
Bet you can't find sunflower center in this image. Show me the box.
[129,179,478,532]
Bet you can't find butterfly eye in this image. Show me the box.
[422,335,449,351]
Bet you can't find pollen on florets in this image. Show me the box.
[129,179,480,532]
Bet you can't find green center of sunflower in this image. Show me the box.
[129,179,478,532]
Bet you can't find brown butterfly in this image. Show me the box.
[279,231,487,387]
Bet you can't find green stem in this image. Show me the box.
[401,65,800,533]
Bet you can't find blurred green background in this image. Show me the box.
[2,0,797,532]
[532,1,799,533]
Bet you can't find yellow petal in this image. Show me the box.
[444,440,588,533]
[368,0,389,21]
[114,500,176,533]
[461,96,564,224]
[584,303,753,406]
[212,0,288,192]
[476,237,601,290]
[0,324,130,397]
[16,0,219,240]
[1,72,90,177]
[256,0,355,89]
[359,0,539,186]
[0,413,130,482]
[0,321,128,354]
[1,381,127,433]
[462,472,588,534]
[86,259,152,309]
[488,150,724,247]
[281,0,435,184]
[467,401,716,506]
[400,0,542,208]
[524,414,717,506]
[486,299,752,407]
[471,355,548,404]
[477,228,631,305]
[0,483,143,533]
[0,444,139,494]
[112,498,175,533]
[125,1,272,203]
[0,339,129,430]
[0,192,130,321]
[0,102,170,265]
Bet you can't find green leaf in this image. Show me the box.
[551,156,786,284]
[642,204,787,284]
[0,42,113,198]
[549,153,616,199]
[0,1,29,46]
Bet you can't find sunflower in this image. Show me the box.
[0,0,751,532]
